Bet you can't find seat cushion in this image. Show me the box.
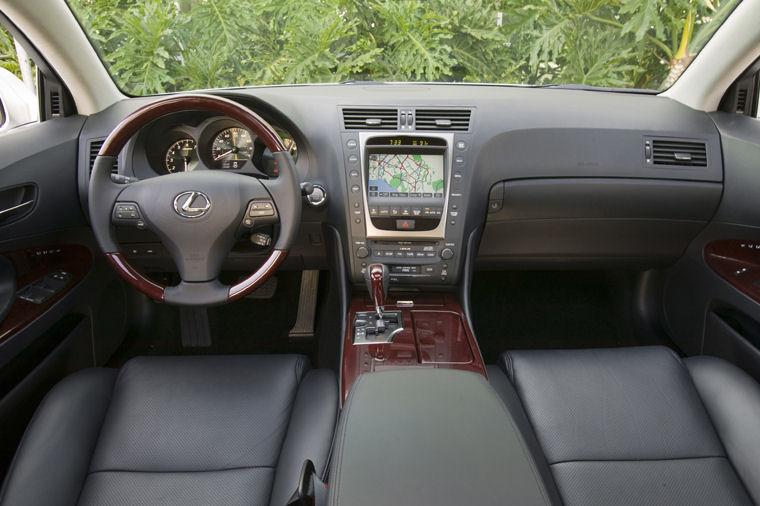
[0,354,338,506]
[499,346,756,506]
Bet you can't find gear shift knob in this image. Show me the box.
[364,263,389,312]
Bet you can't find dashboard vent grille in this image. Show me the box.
[342,108,398,129]
[415,109,471,131]
[736,88,748,114]
[89,139,119,175]
[49,90,62,117]
[650,139,707,167]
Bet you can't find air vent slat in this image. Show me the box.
[89,140,119,175]
[649,138,707,168]
[49,91,61,117]
[342,108,398,130]
[737,88,748,114]
[414,109,471,131]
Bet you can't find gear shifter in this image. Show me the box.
[364,263,389,333]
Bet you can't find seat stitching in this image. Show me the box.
[86,465,275,475]
[549,455,729,466]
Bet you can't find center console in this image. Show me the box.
[341,124,473,286]
[329,368,555,506]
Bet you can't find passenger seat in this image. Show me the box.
[493,346,760,506]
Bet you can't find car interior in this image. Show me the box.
[1,0,760,505]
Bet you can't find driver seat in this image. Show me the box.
[0,354,337,506]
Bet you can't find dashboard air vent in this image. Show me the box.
[414,109,471,131]
[89,139,119,175]
[649,138,707,167]
[49,90,61,117]
[736,88,748,114]
[343,108,398,129]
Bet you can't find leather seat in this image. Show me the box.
[0,354,338,506]
[494,346,760,506]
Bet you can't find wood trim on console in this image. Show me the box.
[341,292,487,402]
[0,245,92,343]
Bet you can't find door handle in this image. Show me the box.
[0,200,33,217]
[0,184,36,225]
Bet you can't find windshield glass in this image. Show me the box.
[65,0,742,95]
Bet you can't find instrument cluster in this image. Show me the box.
[144,115,298,178]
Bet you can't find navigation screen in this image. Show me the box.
[367,153,444,198]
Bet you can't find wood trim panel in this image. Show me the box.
[705,239,760,304]
[0,245,92,343]
[341,292,486,402]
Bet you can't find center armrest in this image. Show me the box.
[328,369,555,506]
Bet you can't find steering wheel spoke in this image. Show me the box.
[89,95,301,305]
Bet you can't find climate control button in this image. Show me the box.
[440,248,455,260]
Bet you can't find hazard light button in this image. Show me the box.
[395,219,416,230]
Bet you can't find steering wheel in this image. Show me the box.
[89,94,301,306]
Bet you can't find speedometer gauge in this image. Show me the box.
[165,138,198,173]
[211,127,253,169]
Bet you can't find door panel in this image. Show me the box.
[663,113,760,380]
[0,115,128,477]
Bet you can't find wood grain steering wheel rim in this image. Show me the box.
[88,94,300,305]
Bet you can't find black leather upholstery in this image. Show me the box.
[499,346,758,506]
[0,354,338,506]
[329,369,557,506]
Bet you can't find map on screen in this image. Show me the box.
[367,153,444,195]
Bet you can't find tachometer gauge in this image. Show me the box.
[211,127,253,169]
[276,128,298,162]
[165,138,198,173]
[257,128,299,177]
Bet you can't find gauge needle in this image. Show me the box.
[213,149,234,161]
[184,157,189,171]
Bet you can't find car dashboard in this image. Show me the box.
[75,84,724,289]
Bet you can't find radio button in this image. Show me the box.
[440,248,455,260]
[356,246,370,258]
[379,207,390,216]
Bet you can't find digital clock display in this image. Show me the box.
[387,138,429,146]
[367,136,447,148]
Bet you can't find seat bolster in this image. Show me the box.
[486,365,562,506]
[269,369,339,506]
[0,368,118,506]
[686,355,760,504]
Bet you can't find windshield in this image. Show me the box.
[65,0,742,96]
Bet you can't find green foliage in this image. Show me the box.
[0,25,20,77]
[59,0,740,95]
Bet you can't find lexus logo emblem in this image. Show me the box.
[173,191,212,218]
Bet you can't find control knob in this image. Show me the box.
[356,246,370,258]
[440,248,454,260]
